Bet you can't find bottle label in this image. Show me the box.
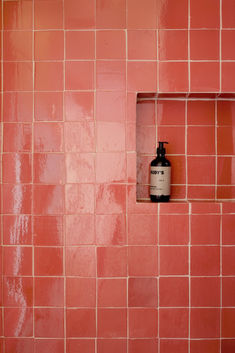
[150,166,171,196]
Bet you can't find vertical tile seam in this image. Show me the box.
[215,100,218,200]
[188,203,192,353]
[219,202,222,353]
[62,0,66,351]
[94,1,98,351]
[219,0,222,92]
[125,0,129,349]
[1,0,4,348]
[32,0,35,344]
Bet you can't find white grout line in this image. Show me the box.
[219,203,223,353]
[1,0,4,348]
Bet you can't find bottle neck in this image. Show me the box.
[157,152,165,158]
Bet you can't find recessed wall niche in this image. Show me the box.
[136,93,235,202]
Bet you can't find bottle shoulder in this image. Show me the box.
[151,157,171,167]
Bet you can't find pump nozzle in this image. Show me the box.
[157,141,168,155]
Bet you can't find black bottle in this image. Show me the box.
[150,141,171,202]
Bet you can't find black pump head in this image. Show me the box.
[157,141,168,155]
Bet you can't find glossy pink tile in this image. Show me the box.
[98,339,127,353]
[190,0,220,28]
[66,309,96,338]
[222,62,235,92]
[34,277,64,307]
[65,247,96,277]
[35,308,64,338]
[66,31,95,60]
[4,338,34,353]
[157,0,188,28]
[158,126,185,154]
[96,184,126,214]
[66,278,96,307]
[191,246,220,276]
[34,0,63,29]
[66,153,95,183]
[3,123,32,152]
[65,184,94,214]
[190,62,220,92]
[127,62,157,92]
[187,100,215,125]
[129,339,158,353]
[129,308,158,338]
[35,247,63,276]
[33,185,64,215]
[218,157,235,185]
[128,30,157,60]
[187,156,215,185]
[190,30,219,60]
[159,62,188,92]
[3,92,33,122]
[159,308,189,338]
[65,122,95,152]
[97,247,127,277]
[96,91,126,122]
[96,0,126,29]
[67,339,95,353]
[34,92,63,121]
[96,152,126,183]
[187,126,215,155]
[127,0,157,29]
[3,215,32,245]
[158,30,188,60]
[3,277,33,307]
[34,31,64,60]
[64,0,95,29]
[97,30,126,59]
[96,122,125,152]
[33,216,64,246]
[98,279,127,307]
[4,62,33,91]
[159,277,189,307]
[160,246,188,275]
[34,153,64,184]
[191,308,220,338]
[65,215,95,245]
[65,92,94,121]
[2,153,32,183]
[65,61,94,90]
[35,62,63,91]
[4,31,32,61]
[35,339,64,353]
[128,246,158,276]
[34,122,63,152]
[4,308,33,337]
[3,185,32,214]
[222,0,235,28]
[98,309,127,337]
[3,0,32,30]
[96,214,126,245]
[96,61,126,90]
[3,246,32,276]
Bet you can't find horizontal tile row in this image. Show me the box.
[3,29,235,62]
[1,307,235,339]
[1,245,235,276]
[3,0,235,30]
[1,276,235,308]
[1,213,235,245]
[3,61,235,92]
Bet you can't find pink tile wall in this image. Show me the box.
[0,1,235,353]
